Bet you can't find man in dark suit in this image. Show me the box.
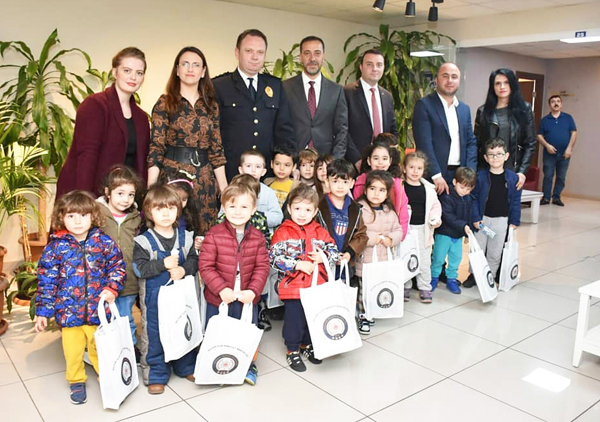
[344,49,398,167]
[213,29,296,181]
[412,62,478,194]
[283,36,347,158]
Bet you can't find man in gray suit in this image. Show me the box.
[283,36,348,158]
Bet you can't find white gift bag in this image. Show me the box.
[194,302,263,385]
[362,247,404,320]
[157,276,203,362]
[266,267,284,309]
[95,297,139,410]
[396,227,421,283]
[468,233,498,303]
[499,227,519,292]
[300,251,362,360]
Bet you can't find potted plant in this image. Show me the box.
[0,144,54,331]
[337,24,455,153]
[0,29,96,250]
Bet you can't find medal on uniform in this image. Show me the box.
[265,86,273,98]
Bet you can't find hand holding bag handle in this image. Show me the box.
[468,232,482,254]
[371,246,394,264]
[97,296,121,326]
[311,249,337,288]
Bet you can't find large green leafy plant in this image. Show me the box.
[337,24,455,149]
[263,43,335,81]
[0,29,95,174]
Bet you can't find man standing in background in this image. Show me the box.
[537,94,577,206]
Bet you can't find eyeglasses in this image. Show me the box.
[179,62,202,69]
[486,152,506,159]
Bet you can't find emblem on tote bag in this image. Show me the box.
[323,315,349,340]
[486,270,495,288]
[184,315,193,341]
[121,357,133,386]
[376,288,394,308]
[510,263,519,280]
[407,254,419,272]
[212,354,239,375]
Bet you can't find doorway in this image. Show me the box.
[517,71,544,168]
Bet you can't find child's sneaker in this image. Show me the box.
[431,276,439,292]
[367,317,375,326]
[461,274,476,288]
[300,344,322,364]
[245,363,258,385]
[257,304,272,332]
[446,278,462,294]
[69,382,87,405]
[286,350,306,372]
[404,288,411,302]
[357,316,371,335]
[419,290,433,304]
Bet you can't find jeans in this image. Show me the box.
[115,294,138,346]
[542,151,570,200]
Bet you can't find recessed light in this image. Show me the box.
[560,36,600,44]
[410,51,444,57]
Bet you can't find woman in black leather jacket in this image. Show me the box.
[474,68,536,189]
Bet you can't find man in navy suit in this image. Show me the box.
[344,50,398,167]
[213,29,296,181]
[413,62,477,194]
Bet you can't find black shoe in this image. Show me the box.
[540,198,550,205]
[286,351,306,372]
[462,274,476,288]
[257,307,272,332]
[552,198,565,207]
[300,344,322,364]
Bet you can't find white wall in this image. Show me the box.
[0,0,377,263]
[544,57,600,201]
[457,47,548,120]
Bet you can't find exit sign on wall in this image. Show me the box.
[575,31,587,38]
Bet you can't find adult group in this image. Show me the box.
[56,27,575,235]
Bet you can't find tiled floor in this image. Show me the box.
[1,197,600,421]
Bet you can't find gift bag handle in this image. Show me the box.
[468,232,482,253]
[240,302,254,324]
[371,245,394,263]
[507,226,515,244]
[310,249,336,288]
[97,296,122,327]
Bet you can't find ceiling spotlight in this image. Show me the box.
[428,3,438,21]
[405,0,416,17]
[373,0,386,12]
[433,0,443,3]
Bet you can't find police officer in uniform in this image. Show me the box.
[213,29,296,181]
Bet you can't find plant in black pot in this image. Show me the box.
[5,261,37,320]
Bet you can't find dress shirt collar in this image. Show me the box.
[237,67,257,88]
[360,78,378,94]
[437,91,459,110]
[302,71,322,88]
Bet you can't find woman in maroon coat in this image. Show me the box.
[57,47,150,197]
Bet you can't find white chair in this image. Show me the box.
[572,280,600,367]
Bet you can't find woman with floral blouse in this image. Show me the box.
[148,46,228,235]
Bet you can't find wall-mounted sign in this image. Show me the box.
[575,31,587,38]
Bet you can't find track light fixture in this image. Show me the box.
[428,2,438,21]
[405,0,416,17]
[373,0,386,12]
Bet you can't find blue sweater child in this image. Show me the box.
[431,167,477,294]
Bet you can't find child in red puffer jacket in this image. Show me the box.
[270,184,338,373]
[199,182,270,385]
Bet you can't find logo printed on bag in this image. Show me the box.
[407,254,419,272]
[121,357,133,386]
[323,315,348,340]
[274,279,280,294]
[184,315,193,341]
[376,288,394,308]
[510,264,519,280]
[212,354,239,374]
[486,270,495,288]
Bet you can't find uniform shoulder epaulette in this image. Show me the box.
[212,71,232,80]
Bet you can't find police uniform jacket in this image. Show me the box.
[213,70,296,180]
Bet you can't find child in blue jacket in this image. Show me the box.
[35,191,125,405]
[431,167,477,294]
[463,138,522,288]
